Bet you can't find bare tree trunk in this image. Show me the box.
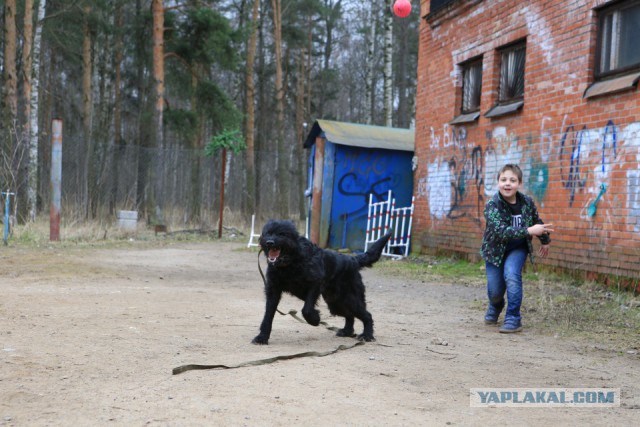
[383,0,393,127]
[3,0,18,182]
[82,6,93,219]
[271,0,288,216]
[152,0,165,149]
[151,0,165,221]
[255,20,267,214]
[91,12,114,219]
[306,25,312,129]
[112,0,124,213]
[322,1,339,70]
[114,1,123,149]
[22,0,35,220]
[3,0,18,122]
[40,47,56,213]
[244,0,260,216]
[28,0,46,219]
[395,12,411,128]
[135,0,149,214]
[364,2,376,125]
[189,71,203,223]
[295,51,307,220]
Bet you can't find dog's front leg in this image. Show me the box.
[301,289,322,326]
[252,289,282,345]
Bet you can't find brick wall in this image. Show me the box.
[414,0,640,284]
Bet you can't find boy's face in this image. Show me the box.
[498,170,521,203]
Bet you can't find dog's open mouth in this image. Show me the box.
[267,248,281,263]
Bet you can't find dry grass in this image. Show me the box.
[523,273,640,353]
[6,215,252,248]
[377,255,640,355]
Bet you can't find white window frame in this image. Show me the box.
[461,58,482,114]
[596,0,640,79]
[498,41,526,104]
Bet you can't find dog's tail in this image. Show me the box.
[356,232,392,268]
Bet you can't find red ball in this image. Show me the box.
[393,0,412,18]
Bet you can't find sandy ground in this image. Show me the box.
[0,241,638,426]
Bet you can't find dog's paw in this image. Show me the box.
[336,329,355,338]
[357,334,376,342]
[251,335,269,345]
[302,309,321,326]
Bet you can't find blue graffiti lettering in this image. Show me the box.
[559,125,587,206]
[601,120,617,174]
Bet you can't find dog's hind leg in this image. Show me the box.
[336,316,355,337]
[326,300,356,337]
[354,307,375,342]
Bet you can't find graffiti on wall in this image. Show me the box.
[484,127,524,198]
[527,117,553,203]
[420,118,640,230]
[335,149,407,211]
[559,123,588,206]
[623,122,640,232]
[338,173,392,208]
[628,170,640,233]
[332,146,413,227]
[329,147,414,249]
[421,125,485,223]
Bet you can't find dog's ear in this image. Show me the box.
[283,221,301,238]
[261,219,276,235]
[285,220,297,231]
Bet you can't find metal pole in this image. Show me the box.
[2,191,14,245]
[218,147,226,239]
[3,193,7,245]
[50,119,63,241]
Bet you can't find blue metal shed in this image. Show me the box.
[304,120,415,251]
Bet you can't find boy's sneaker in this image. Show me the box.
[499,322,522,333]
[484,305,502,325]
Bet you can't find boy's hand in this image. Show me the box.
[528,223,553,236]
[538,244,550,258]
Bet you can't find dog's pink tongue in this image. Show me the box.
[268,248,280,261]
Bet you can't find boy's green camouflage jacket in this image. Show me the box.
[480,191,550,267]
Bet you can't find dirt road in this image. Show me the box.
[1,242,638,426]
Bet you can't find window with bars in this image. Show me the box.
[596,0,640,78]
[498,42,526,103]
[462,59,482,113]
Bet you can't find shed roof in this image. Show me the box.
[303,119,414,152]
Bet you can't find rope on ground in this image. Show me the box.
[172,340,364,375]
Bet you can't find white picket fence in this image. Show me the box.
[247,214,261,248]
[364,190,415,259]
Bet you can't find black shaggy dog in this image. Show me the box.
[252,219,391,345]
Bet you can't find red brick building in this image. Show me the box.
[413,0,640,283]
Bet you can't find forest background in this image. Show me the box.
[0,0,418,232]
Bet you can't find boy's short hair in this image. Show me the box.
[497,164,523,182]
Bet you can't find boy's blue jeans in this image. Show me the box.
[485,248,528,325]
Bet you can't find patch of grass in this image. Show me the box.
[524,277,640,352]
[11,222,44,245]
[6,217,248,249]
[377,255,486,286]
[378,254,640,356]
